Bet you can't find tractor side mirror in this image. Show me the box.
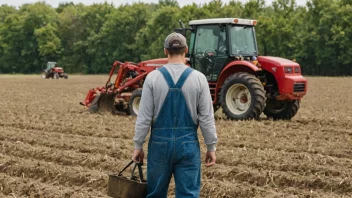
[175,20,194,37]
[175,20,187,36]
[175,28,186,36]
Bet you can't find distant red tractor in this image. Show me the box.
[41,62,68,79]
[81,18,307,120]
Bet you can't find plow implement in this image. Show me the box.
[80,59,167,115]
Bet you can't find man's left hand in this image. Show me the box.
[132,149,144,164]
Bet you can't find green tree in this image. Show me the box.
[159,0,179,7]
[0,0,351,75]
[135,6,180,60]
[34,23,62,59]
[86,3,153,73]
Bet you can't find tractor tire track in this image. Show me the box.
[202,164,352,195]
[0,173,107,198]
[200,178,344,198]
[0,140,124,172]
[0,126,131,159]
[216,147,352,178]
[0,120,132,139]
[0,154,108,191]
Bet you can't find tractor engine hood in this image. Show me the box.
[257,56,307,100]
[257,56,299,68]
[53,67,64,72]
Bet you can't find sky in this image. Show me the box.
[1,0,308,8]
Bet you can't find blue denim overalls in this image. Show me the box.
[147,66,201,198]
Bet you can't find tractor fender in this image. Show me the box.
[217,60,260,89]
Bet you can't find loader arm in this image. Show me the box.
[114,62,140,90]
[117,72,148,92]
[105,61,121,89]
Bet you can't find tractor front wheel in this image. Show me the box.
[220,73,266,120]
[41,71,48,79]
[129,89,142,116]
[54,72,59,79]
[263,99,300,120]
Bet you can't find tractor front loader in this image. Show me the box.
[80,59,167,115]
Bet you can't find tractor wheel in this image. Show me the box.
[54,73,59,79]
[129,89,142,116]
[63,73,68,79]
[41,71,48,79]
[220,73,266,120]
[213,104,220,113]
[263,99,300,120]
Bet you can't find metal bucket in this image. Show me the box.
[97,93,116,113]
[107,161,147,198]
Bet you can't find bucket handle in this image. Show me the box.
[118,160,144,182]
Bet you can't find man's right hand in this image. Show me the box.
[132,149,144,164]
[205,151,216,167]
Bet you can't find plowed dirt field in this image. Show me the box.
[0,75,352,198]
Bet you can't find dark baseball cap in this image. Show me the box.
[164,32,187,49]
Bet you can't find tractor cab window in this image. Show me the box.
[230,26,257,56]
[192,25,229,81]
[195,26,218,53]
[46,62,57,70]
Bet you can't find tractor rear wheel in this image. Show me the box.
[220,73,266,120]
[129,89,142,116]
[263,99,300,120]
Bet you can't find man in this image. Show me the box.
[132,32,218,198]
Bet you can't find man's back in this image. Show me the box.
[144,63,208,122]
[134,63,217,151]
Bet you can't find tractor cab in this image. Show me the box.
[45,61,63,73]
[41,61,67,79]
[46,62,58,70]
[177,18,258,81]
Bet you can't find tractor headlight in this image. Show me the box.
[284,67,293,74]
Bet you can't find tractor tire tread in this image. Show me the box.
[264,100,300,120]
[220,72,266,120]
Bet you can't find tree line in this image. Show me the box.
[0,0,351,75]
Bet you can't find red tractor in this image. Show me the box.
[81,18,307,120]
[41,62,68,79]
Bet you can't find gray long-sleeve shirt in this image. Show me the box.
[133,63,218,151]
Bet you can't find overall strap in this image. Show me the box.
[158,67,175,88]
[175,67,193,89]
